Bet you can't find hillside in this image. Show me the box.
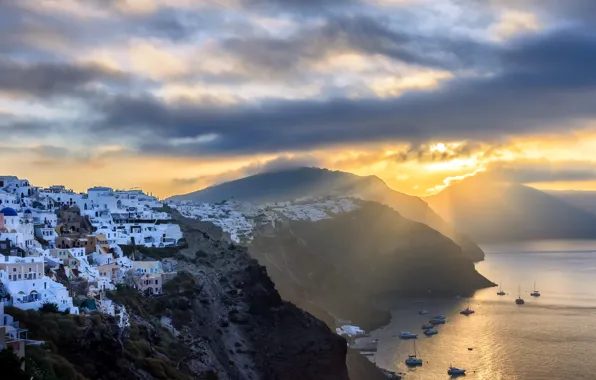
[169,167,484,261]
[426,176,596,243]
[248,201,493,327]
[8,211,367,380]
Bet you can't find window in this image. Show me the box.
[155,280,158,285]
[13,268,16,272]
[29,268,32,272]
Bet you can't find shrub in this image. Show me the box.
[40,302,60,313]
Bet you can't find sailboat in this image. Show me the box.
[405,340,423,366]
[530,281,541,297]
[448,365,466,376]
[515,285,525,305]
[460,301,475,316]
[497,283,506,296]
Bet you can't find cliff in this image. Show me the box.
[249,201,493,330]
[8,211,368,380]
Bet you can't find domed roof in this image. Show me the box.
[0,207,18,216]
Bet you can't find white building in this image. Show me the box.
[0,255,78,314]
[0,207,36,250]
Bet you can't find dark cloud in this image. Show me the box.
[0,119,49,138]
[333,141,495,168]
[238,0,357,14]
[31,145,71,159]
[0,60,127,98]
[487,0,596,25]
[0,1,230,61]
[221,15,492,78]
[90,26,596,156]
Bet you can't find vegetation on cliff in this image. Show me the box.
[6,305,190,380]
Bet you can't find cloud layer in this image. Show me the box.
[3,0,596,195]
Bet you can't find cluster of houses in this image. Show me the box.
[0,176,183,318]
[171,197,360,243]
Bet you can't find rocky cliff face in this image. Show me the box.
[249,201,493,330]
[155,211,351,380]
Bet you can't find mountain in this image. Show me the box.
[169,167,485,261]
[546,190,596,216]
[248,200,493,331]
[426,176,596,243]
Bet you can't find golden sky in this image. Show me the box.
[2,0,596,198]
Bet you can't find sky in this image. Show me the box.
[3,0,596,198]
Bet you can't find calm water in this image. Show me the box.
[366,240,596,380]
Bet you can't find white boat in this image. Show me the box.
[530,281,540,297]
[418,309,429,315]
[430,318,446,325]
[399,331,418,339]
[424,328,438,336]
[405,340,423,366]
[448,366,466,376]
[516,285,525,305]
[497,283,505,296]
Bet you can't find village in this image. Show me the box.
[0,176,184,362]
[0,176,373,372]
[172,196,360,243]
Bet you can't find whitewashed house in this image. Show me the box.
[0,255,78,313]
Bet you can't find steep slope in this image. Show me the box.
[248,201,494,330]
[427,176,596,243]
[170,167,484,261]
[547,190,596,216]
[12,210,355,380]
[167,208,393,380]
[161,211,350,380]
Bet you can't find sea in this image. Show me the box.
[365,240,596,380]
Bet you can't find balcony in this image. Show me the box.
[3,321,28,344]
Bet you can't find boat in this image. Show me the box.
[399,331,418,339]
[497,283,506,296]
[530,281,541,297]
[448,366,466,376]
[460,301,475,316]
[430,318,446,325]
[424,328,438,336]
[515,285,525,305]
[418,309,429,315]
[405,340,423,366]
[421,323,434,330]
[433,314,446,320]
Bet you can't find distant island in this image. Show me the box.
[426,174,596,242]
